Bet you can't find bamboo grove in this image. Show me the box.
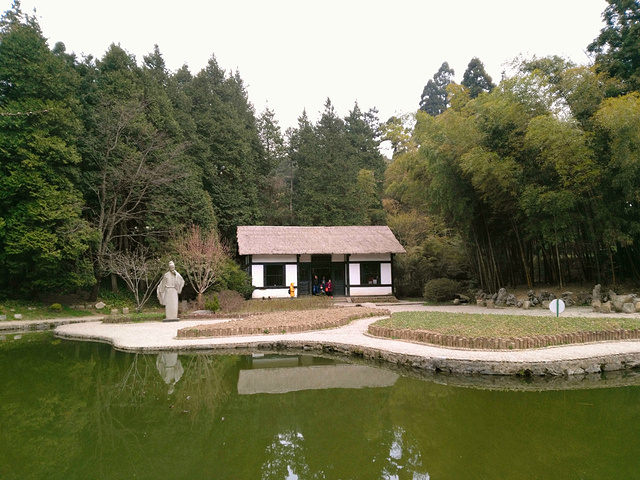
[387,55,640,293]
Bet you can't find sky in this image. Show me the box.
[6,0,609,131]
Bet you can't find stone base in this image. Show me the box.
[163,318,179,323]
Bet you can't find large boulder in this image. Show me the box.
[609,290,637,312]
[495,287,508,306]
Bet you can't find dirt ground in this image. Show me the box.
[179,306,389,337]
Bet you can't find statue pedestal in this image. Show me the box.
[163,318,179,323]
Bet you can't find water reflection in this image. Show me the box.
[2,338,640,479]
[239,356,399,394]
[156,353,184,395]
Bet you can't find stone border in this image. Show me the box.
[157,338,640,377]
[368,325,640,350]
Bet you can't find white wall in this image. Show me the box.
[286,264,297,286]
[349,264,360,285]
[252,264,264,288]
[380,263,392,284]
[350,286,393,296]
[251,288,291,299]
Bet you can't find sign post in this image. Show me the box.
[549,298,565,318]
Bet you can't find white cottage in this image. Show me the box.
[237,226,406,299]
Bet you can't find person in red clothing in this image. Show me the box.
[325,278,333,298]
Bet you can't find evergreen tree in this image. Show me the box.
[257,107,290,224]
[76,44,214,296]
[0,2,94,293]
[419,62,454,116]
[461,57,495,98]
[181,56,264,242]
[588,0,640,90]
[291,100,384,226]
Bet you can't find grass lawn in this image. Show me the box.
[373,311,640,338]
[0,301,95,321]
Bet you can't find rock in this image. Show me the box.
[635,301,640,313]
[13,314,22,320]
[457,294,470,303]
[540,290,555,301]
[623,303,635,314]
[592,300,602,312]
[506,293,518,307]
[0,315,6,321]
[542,300,550,308]
[612,299,625,312]
[95,302,106,310]
[486,299,495,308]
[522,300,530,310]
[592,284,602,302]
[122,307,129,315]
[476,298,485,306]
[495,288,508,305]
[453,298,460,305]
[561,292,575,307]
[610,290,635,304]
[601,301,612,313]
[111,309,118,315]
[576,292,592,305]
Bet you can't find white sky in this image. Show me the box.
[6,0,608,131]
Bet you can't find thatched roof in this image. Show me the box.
[237,226,406,255]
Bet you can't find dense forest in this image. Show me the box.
[1,0,640,299]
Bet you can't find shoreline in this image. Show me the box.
[51,303,640,377]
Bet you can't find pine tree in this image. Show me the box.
[419,62,454,116]
[588,0,640,90]
[462,57,495,98]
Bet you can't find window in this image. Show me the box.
[264,264,285,287]
[360,262,380,285]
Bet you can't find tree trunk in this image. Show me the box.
[110,273,119,292]
[89,275,101,302]
[197,292,204,310]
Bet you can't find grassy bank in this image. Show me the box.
[0,301,95,321]
[373,311,640,338]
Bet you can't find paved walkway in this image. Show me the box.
[49,303,640,376]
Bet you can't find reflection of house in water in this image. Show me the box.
[156,353,184,395]
[238,355,399,395]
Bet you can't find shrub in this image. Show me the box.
[217,259,254,299]
[216,290,245,312]
[204,295,220,313]
[423,278,461,302]
[49,303,62,311]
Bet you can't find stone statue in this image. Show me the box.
[157,261,185,321]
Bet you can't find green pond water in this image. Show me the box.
[1,332,640,480]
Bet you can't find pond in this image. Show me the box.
[1,333,640,479]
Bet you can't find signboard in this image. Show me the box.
[549,298,565,317]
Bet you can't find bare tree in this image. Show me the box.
[174,225,229,308]
[108,247,164,313]
[83,98,186,300]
